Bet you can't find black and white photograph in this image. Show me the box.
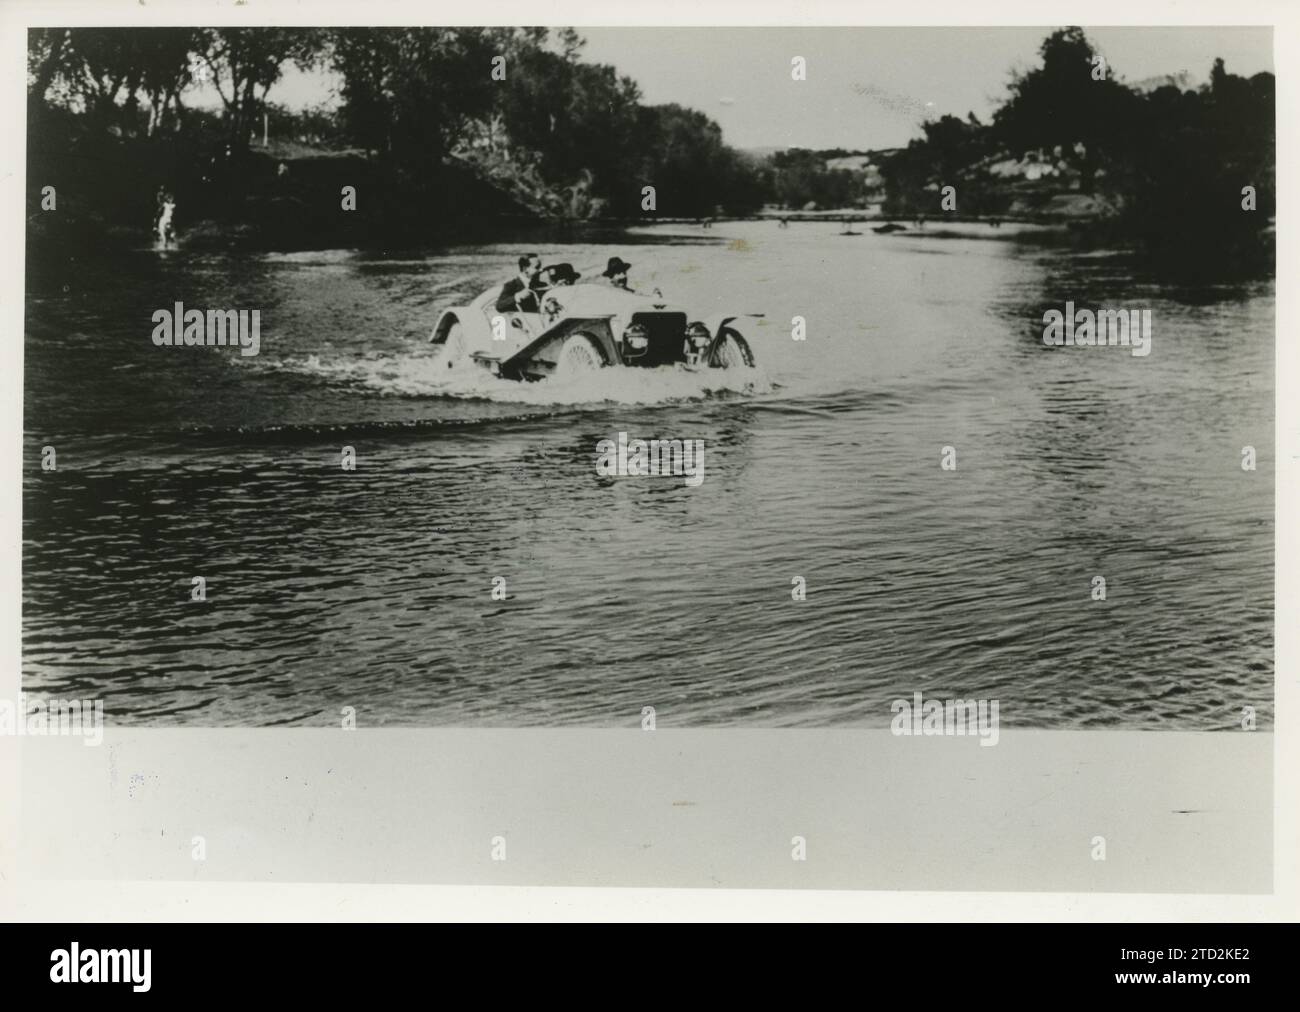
[2,0,1295,931]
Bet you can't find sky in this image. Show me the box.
[261,26,1274,152]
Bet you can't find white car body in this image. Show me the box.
[429,276,760,381]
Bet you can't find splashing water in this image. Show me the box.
[260,348,776,405]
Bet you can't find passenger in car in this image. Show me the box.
[495,255,542,314]
[542,263,581,287]
[525,253,547,293]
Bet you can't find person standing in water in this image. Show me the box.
[156,192,177,247]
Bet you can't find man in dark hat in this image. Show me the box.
[600,256,633,290]
[541,262,581,287]
[535,263,581,323]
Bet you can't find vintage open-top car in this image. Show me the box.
[428,265,760,381]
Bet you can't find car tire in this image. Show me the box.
[708,327,754,369]
[554,333,606,378]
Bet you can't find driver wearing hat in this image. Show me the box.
[600,256,634,290]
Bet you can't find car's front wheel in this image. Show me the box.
[708,327,755,369]
[553,333,606,379]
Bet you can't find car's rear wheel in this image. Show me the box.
[438,320,470,371]
[708,327,755,369]
[554,333,606,379]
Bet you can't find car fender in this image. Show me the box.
[430,306,492,348]
[702,312,764,340]
[500,316,618,379]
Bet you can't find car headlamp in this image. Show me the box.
[623,323,650,355]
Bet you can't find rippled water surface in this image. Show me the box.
[23,222,1274,727]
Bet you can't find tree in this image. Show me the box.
[62,29,140,121]
[196,28,324,151]
[493,45,641,202]
[330,28,517,169]
[27,28,76,111]
[136,29,201,135]
[993,27,1138,192]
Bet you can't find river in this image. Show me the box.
[22,220,1274,727]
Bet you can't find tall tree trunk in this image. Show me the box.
[240,76,258,148]
[172,90,186,132]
